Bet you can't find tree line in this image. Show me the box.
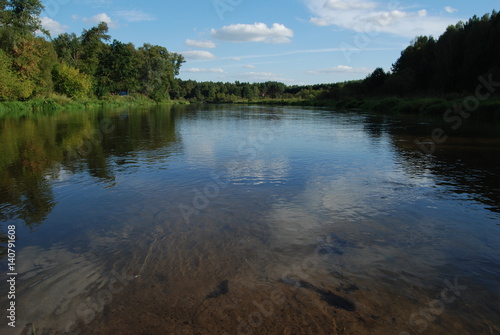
[365,10,500,97]
[0,1,499,104]
[179,11,500,102]
[180,10,500,103]
[0,0,184,102]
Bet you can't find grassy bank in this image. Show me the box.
[236,96,500,118]
[0,94,190,117]
[3,94,500,120]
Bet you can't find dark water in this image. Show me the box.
[0,105,499,334]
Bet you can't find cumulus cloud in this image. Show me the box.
[40,17,68,36]
[418,9,427,17]
[444,6,458,14]
[305,0,458,38]
[182,68,225,73]
[185,39,217,49]
[307,65,371,74]
[237,71,286,81]
[211,23,293,43]
[113,10,155,22]
[181,50,217,60]
[82,13,118,28]
[325,0,376,10]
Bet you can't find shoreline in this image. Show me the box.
[232,96,500,117]
[2,95,500,120]
[0,96,190,117]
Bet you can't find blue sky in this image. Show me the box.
[40,0,498,85]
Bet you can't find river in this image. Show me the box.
[0,105,499,334]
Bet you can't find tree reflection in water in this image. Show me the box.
[0,106,181,257]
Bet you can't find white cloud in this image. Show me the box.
[244,64,256,69]
[222,47,399,62]
[237,71,286,82]
[211,23,293,43]
[75,0,112,6]
[113,10,155,22]
[305,0,458,38]
[185,39,216,49]
[40,17,68,36]
[182,68,225,73]
[325,0,376,10]
[181,50,217,60]
[82,13,118,28]
[444,6,458,14]
[307,65,371,74]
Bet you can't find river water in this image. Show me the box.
[0,105,499,334]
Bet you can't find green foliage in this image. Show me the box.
[10,37,58,96]
[52,63,92,99]
[0,0,46,51]
[390,10,500,95]
[0,49,33,100]
[78,21,110,77]
[363,68,390,94]
[96,40,138,96]
[1,6,500,114]
[169,11,499,105]
[52,33,81,68]
[33,38,58,96]
[136,43,185,101]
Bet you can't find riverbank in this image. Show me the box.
[235,96,500,119]
[0,94,190,117]
[3,95,500,120]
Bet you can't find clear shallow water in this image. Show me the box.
[0,105,499,334]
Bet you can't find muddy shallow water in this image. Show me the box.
[0,105,499,334]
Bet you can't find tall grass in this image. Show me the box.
[237,96,500,118]
[0,94,190,117]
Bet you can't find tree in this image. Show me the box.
[363,68,389,94]
[136,43,185,101]
[0,0,46,50]
[79,22,110,76]
[0,0,8,24]
[0,49,33,100]
[430,23,463,93]
[52,63,92,98]
[266,81,286,98]
[7,0,44,32]
[32,37,57,95]
[390,36,436,93]
[242,85,255,99]
[96,40,138,96]
[52,32,82,68]
[11,36,57,96]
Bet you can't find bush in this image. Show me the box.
[52,63,92,99]
[0,50,35,101]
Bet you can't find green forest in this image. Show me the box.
[0,0,185,105]
[1,0,499,113]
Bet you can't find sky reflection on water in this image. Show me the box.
[0,105,499,334]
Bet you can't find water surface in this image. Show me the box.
[0,105,499,334]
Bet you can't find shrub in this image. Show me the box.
[52,63,92,99]
[0,50,35,101]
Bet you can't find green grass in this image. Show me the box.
[2,94,499,119]
[235,95,500,118]
[0,94,190,117]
